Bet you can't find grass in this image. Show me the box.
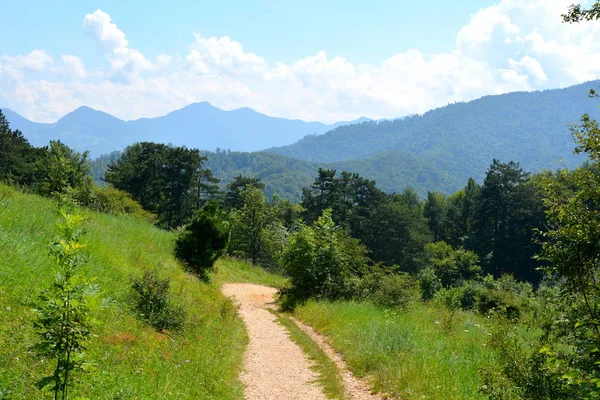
[0,184,247,399]
[212,257,288,288]
[295,300,498,400]
[274,312,345,400]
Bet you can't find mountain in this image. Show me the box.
[1,103,371,157]
[269,81,600,184]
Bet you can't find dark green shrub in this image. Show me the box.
[371,273,419,310]
[476,288,523,319]
[175,202,230,278]
[131,270,185,332]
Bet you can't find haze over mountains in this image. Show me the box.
[1,103,370,157]
[5,80,600,199]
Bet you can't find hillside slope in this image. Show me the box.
[0,184,246,399]
[269,81,598,183]
[204,150,456,200]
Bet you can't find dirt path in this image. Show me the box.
[221,283,384,400]
[221,283,327,400]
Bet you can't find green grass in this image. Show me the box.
[295,300,498,400]
[275,313,345,400]
[212,257,288,288]
[0,184,247,399]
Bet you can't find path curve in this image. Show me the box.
[222,283,327,400]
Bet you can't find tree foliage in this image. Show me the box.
[174,202,230,277]
[105,142,216,227]
[281,209,370,304]
[0,110,42,186]
[563,2,600,23]
[37,141,94,206]
[33,211,97,400]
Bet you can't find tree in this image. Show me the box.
[472,160,544,282]
[33,211,97,400]
[301,169,386,231]
[423,241,481,288]
[0,110,42,186]
[229,187,277,265]
[174,202,230,278]
[106,142,215,227]
[281,209,370,303]
[424,191,449,242]
[37,141,94,206]
[360,193,432,272]
[224,175,265,210]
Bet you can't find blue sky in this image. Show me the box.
[1,1,497,65]
[0,0,598,122]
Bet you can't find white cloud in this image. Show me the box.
[83,9,152,80]
[2,1,600,123]
[2,50,53,72]
[61,55,87,79]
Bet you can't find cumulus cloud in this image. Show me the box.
[83,9,152,80]
[2,1,600,123]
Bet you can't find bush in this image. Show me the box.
[423,241,482,287]
[418,267,442,300]
[175,202,230,278]
[371,273,419,310]
[281,209,370,304]
[90,185,155,222]
[475,288,523,319]
[131,270,185,332]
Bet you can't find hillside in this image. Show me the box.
[205,150,456,200]
[1,103,369,157]
[269,81,599,183]
[91,149,456,201]
[0,184,247,398]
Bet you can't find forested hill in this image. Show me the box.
[92,149,455,201]
[1,103,369,157]
[269,81,600,183]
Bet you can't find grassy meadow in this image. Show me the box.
[0,184,247,399]
[295,300,497,400]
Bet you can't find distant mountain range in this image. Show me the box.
[1,103,371,157]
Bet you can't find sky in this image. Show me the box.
[0,0,599,123]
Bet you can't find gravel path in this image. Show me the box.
[221,283,327,400]
[222,282,385,400]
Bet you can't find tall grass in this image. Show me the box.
[211,257,288,288]
[295,300,498,399]
[0,184,246,399]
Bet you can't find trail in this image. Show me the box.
[222,283,327,400]
[221,283,383,400]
